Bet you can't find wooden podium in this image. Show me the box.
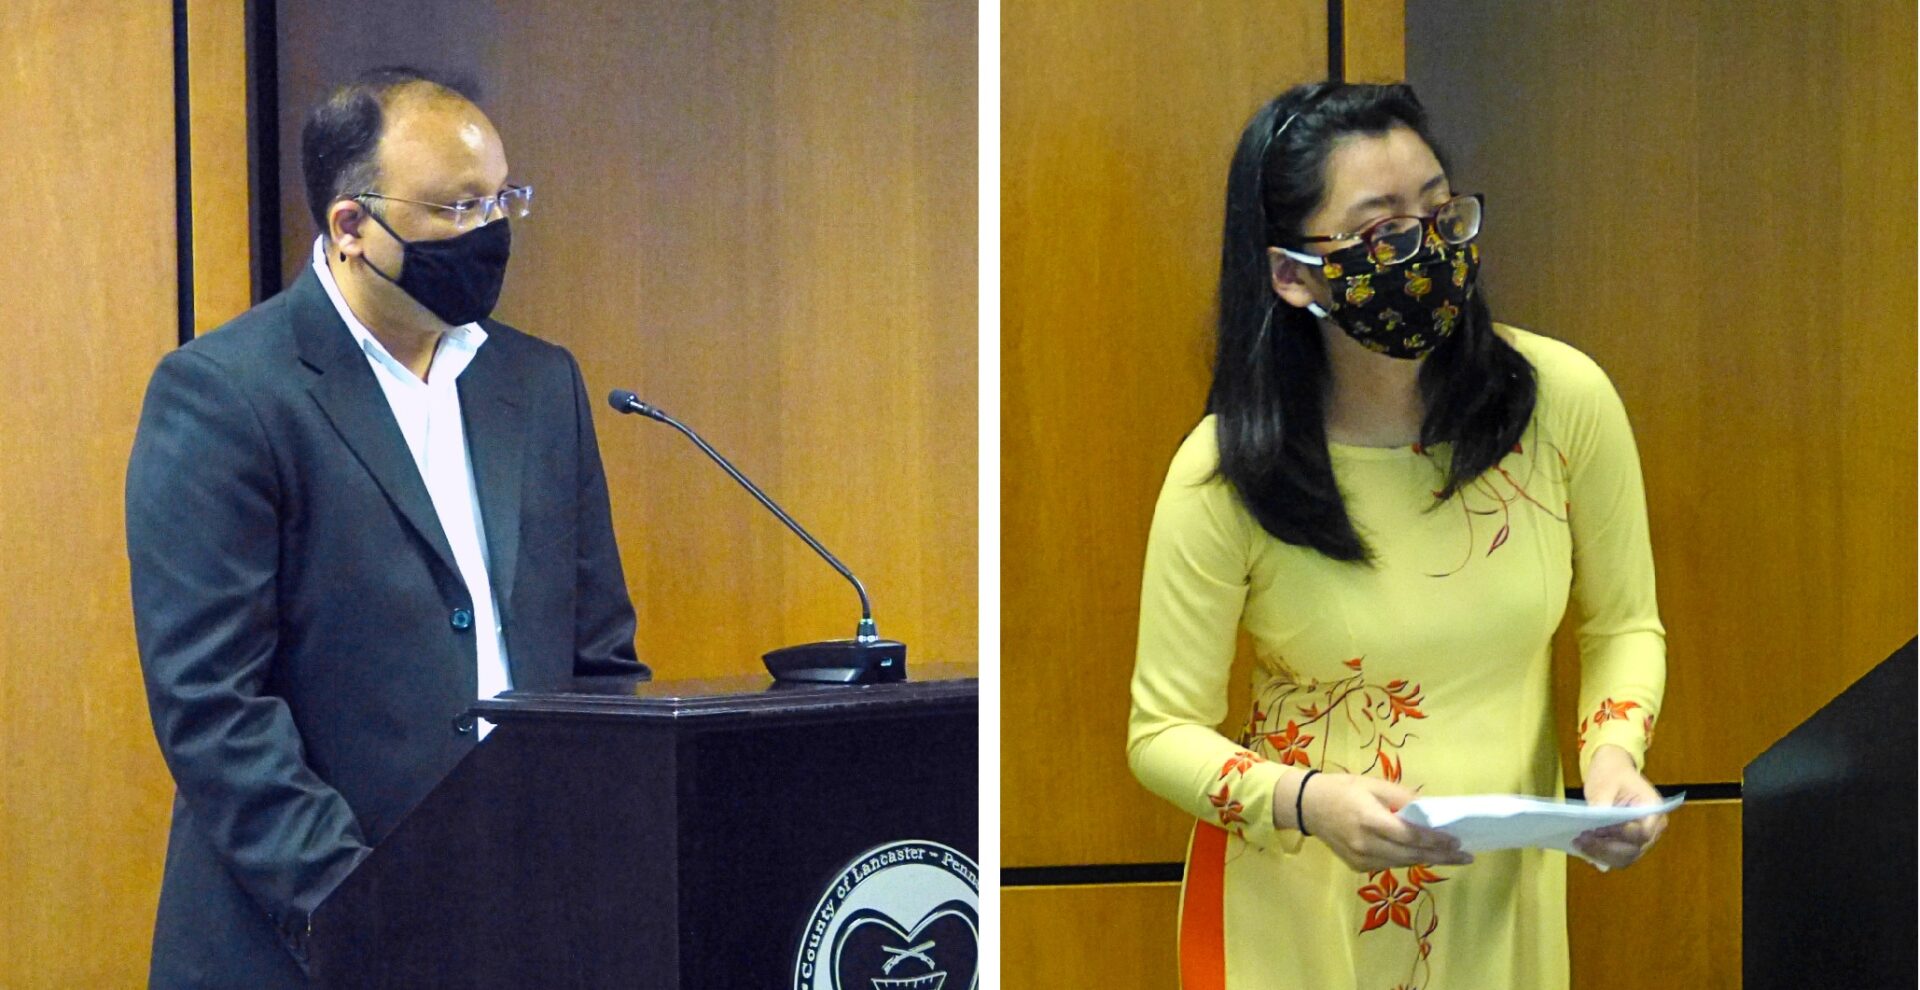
[307,665,978,988]
[1743,639,1914,989]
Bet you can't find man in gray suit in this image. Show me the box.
[127,66,646,987]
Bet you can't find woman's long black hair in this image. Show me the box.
[1206,81,1535,563]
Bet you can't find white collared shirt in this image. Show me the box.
[312,237,512,737]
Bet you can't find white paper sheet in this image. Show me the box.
[1398,793,1685,870]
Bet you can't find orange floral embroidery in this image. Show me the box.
[1383,680,1428,726]
[1594,698,1641,723]
[1241,657,1426,789]
[1359,865,1447,987]
[1359,870,1418,932]
[1210,750,1265,838]
[1577,700,1655,754]
[1218,749,1264,779]
[1244,663,1444,986]
[1264,722,1315,767]
[1424,434,1569,578]
[1406,864,1445,890]
[1208,784,1247,827]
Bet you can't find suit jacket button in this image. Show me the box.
[453,713,476,734]
[450,608,474,630]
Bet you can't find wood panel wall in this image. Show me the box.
[1003,883,1184,985]
[1565,801,1743,989]
[1408,0,1917,793]
[276,1,977,681]
[1341,0,1406,83]
[0,4,181,985]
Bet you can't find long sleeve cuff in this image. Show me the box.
[1573,636,1663,778]
[1129,723,1298,850]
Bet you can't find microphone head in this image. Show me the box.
[608,389,641,414]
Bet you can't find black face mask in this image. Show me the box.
[1315,233,1479,360]
[361,210,512,326]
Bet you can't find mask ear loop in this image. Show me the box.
[352,199,410,287]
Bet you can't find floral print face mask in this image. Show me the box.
[1310,230,1480,360]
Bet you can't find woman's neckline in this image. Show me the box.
[1326,437,1442,460]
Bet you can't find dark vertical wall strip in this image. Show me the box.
[247,0,282,302]
[1327,0,1345,80]
[172,0,194,343]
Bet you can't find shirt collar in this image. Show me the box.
[310,236,488,381]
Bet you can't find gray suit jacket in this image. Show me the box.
[126,267,645,987]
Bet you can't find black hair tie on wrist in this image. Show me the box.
[1296,768,1321,837]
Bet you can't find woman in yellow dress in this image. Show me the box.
[1127,82,1670,989]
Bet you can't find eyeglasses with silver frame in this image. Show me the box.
[353,184,534,232]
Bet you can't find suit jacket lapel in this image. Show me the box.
[290,268,464,583]
[458,339,526,612]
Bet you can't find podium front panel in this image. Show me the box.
[312,669,977,988]
[1743,640,1914,989]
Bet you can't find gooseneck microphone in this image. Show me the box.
[607,389,906,684]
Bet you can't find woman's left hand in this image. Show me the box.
[1572,744,1667,869]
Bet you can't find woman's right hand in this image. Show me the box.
[1295,773,1474,872]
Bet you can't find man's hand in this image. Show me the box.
[1573,744,1667,869]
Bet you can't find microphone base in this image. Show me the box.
[763,638,908,684]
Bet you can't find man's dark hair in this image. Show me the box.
[300,65,482,234]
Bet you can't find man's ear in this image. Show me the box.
[1267,246,1324,311]
[329,200,367,260]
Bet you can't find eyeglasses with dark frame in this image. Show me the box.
[1278,193,1483,268]
[353,184,534,233]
